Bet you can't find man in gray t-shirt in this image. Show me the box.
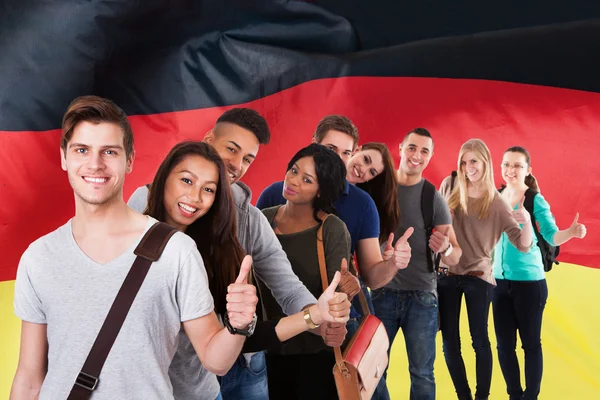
[11,96,258,400]
[371,128,462,400]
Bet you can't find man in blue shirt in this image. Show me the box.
[257,115,413,400]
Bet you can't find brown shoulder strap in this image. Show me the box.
[316,215,370,365]
[68,222,177,400]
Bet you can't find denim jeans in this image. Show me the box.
[493,279,548,400]
[438,275,493,400]
[218,352,268,400]
[371,287,438,400]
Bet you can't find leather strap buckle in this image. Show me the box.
[75,371,98,391]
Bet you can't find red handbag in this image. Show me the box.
[317,216,389,400]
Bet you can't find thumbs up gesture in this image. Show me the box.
[317,269,351,324]
[429,228,450,254]
[512,196,531,225]
[569,213,587,239]
[226,255,258,329]
[391,227,413,270]
[337,258,361,299]
[382,232,394,261]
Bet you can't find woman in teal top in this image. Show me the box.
[492,146,587,400]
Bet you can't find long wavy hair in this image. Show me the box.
[447,139,496,219]
[356,142,400,244]
[285,143,347,223]
[145,141,246,314]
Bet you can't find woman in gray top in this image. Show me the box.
[260,143,353,400]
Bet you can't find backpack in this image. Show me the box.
[498,186,560,272]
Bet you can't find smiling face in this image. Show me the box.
[282,156,319,205]
[162,155,219,231]
[461,150,485,183]
[204,122,260,184]
[501,151,531,185]
[346,148,384,184]
[60,121,133,207]
[399,132,433,177]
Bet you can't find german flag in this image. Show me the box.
[1,1,599,397]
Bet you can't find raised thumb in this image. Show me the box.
[398,227,414,244]
[572,212,579,225]
[340,258,348,274]
[385,232,394,249]
[235,255,252,284]
[325,271,341,295]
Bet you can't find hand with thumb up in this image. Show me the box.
[226,255,258,329]
[382,232,395,261]
[392,227,414,270]
[568,213,587,239]
[512,196,531,225]
[317,269,351,324]
[337,258,361,299]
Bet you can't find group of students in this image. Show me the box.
[10,95,587,400]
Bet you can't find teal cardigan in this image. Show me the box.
[493,192,558,281]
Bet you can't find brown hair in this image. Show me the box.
[313,115,359,148]
[356,143,400,244]
[145,141,246,314]
[61,95,134,158]
[504,146,539,192]
[447,139,496,219]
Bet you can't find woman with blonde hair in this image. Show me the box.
[438,139,533,400]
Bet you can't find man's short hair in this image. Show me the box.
[313,115,359,148]
[216,108,271,145]
[402,127,433,147]
[61,95,134,157]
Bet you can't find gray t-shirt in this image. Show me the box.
[14,217,215,400]
[386,180,452,292]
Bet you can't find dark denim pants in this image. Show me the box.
[493,279,548,400]
[371,287,438,400]
[218,352,268,400]
[438,275,493,400]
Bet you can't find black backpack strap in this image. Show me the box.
[68,222,178,400]
[421,180,436,272]
[449,170,457,192]
[524,187,544,253]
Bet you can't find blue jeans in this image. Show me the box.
[218,352,268,400]
[493,279,548,400]
[371,288,438,400]
[438,275,493,400]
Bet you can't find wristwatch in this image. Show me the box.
[224,312,257,337]
[442,243,453,257]
[303,308,320,329]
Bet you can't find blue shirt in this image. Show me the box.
[256,180,380,254]
[493,192,559,281]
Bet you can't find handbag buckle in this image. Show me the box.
[75,371,99,391]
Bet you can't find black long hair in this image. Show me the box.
[145,141,246,314]
[286,143,347,223]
